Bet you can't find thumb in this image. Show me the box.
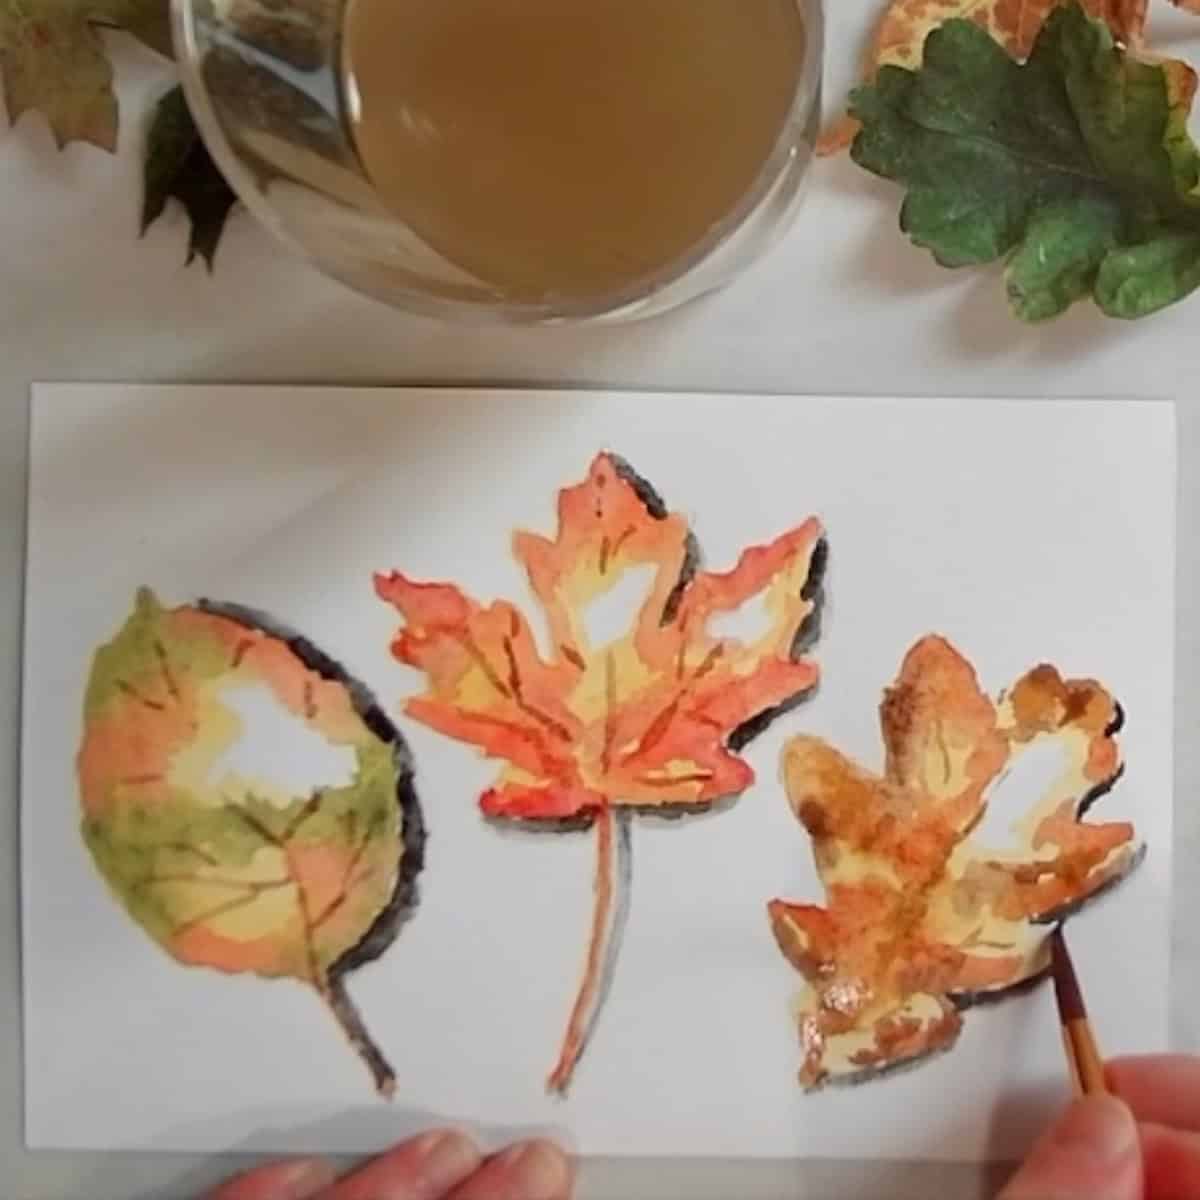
[1000,1095,1143,1200]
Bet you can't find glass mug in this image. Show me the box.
[173,0,824,323]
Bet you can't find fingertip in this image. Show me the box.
[207,1157,336,1200]
[1107,1054,1200,1132]
[498,1137,574,1188]
[1000,1096,1141,1200]
[1053,1095,1139,1157]
[332,1128,482,1199]
[450,1137,573,1200]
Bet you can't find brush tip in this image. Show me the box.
[1050,926,1087,1025]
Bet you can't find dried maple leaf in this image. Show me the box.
[1,0,171,151]
[142,86,238,269]
[377,452,826,1092]
[819,0,1148,155]
[79,589,425,1097]
[769,635,1142,1090]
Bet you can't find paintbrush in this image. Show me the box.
[1049,926,1108,1096]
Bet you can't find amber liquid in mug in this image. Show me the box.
[341,0,805,305]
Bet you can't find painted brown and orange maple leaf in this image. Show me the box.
[769,635,1142,1089]
[376,452,827,1093]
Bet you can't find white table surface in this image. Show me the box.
[3,4,1198,1197]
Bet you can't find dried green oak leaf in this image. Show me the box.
[142,85,237,268]
[79,588,426,1096]
[850,1,1200,321]
[1,0,171,150]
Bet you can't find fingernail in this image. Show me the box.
[274,1158,338,1196]
[411,1130,482,1194]
[1052,1096,1139,1163]
[495,1140,572,1200]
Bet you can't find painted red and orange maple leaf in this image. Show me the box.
[376,452,827,1092]
[769,635,1142,1089]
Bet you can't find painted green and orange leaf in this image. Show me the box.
[376,451,828,1093]
[79,588,425,1097]
[769,635,1142,1089]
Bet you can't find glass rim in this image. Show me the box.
[173,0,825,324]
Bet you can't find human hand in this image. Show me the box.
[999,1055,1200,1199]
[206,1131,573,1200]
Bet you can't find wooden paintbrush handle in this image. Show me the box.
[1063,1018,1108,1096]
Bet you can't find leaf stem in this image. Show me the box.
[547,805,633,1095]
[320,974,397,1099]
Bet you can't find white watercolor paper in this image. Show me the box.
[22,386,1175,1161]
